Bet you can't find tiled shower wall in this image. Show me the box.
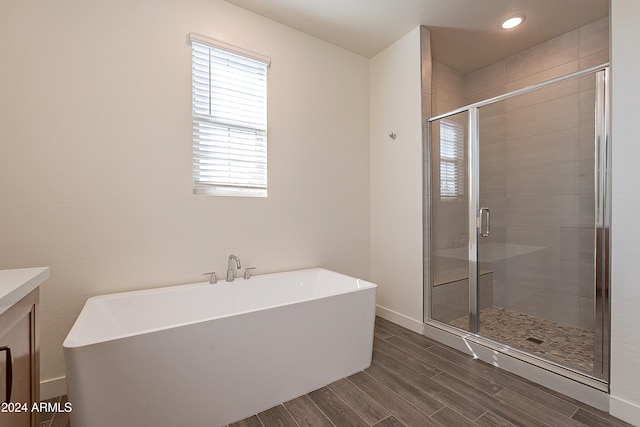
[429,17,609,330]
[430,60,466,261]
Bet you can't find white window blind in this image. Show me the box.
[189,33,269,197]
[440,119,464,199]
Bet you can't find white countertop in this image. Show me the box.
[0,267,49,315]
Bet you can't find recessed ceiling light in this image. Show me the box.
[500,15,525,30]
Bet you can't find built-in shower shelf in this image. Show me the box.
[431,267,493,323]
[433,266,492,287]
[435,242,545,263]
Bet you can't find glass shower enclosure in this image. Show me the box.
[424,64,610,384]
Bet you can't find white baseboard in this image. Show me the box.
[40,376,67,400]
[375,305,423,334]
[610,395,640,425]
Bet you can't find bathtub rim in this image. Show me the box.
[63,267,376,349]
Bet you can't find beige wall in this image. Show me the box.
[610,1,640,423]
[369,27,424,331]
[0,0,370,392]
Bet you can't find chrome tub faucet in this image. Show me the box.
[227,255,241,282]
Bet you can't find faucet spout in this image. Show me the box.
[226,255,241,282]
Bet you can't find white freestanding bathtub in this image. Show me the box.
[63,268,377,427]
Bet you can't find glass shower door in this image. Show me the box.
[427,65,609,380]
[476,74,598,374]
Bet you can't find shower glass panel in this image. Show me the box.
[476,75,596,373]
[428,111,471,332]
[426,65,609,381]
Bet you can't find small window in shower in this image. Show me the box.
[439,119,464,200]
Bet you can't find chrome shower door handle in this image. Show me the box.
[479,207,490,237]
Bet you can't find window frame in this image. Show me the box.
[188,33,270,197]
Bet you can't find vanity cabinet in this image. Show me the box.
[0,268,47,427]
[0,288,39,427]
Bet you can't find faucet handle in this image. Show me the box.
[243,267,256,279]
[203,271,217,284]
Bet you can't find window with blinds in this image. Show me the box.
[439,119,464,200]
[189,33,269,197]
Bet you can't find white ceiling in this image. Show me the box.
[225,0,609,74]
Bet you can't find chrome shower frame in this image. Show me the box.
[423,63,611,396]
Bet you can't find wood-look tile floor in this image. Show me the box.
[231,317,629,427]
[41,317,630,427]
